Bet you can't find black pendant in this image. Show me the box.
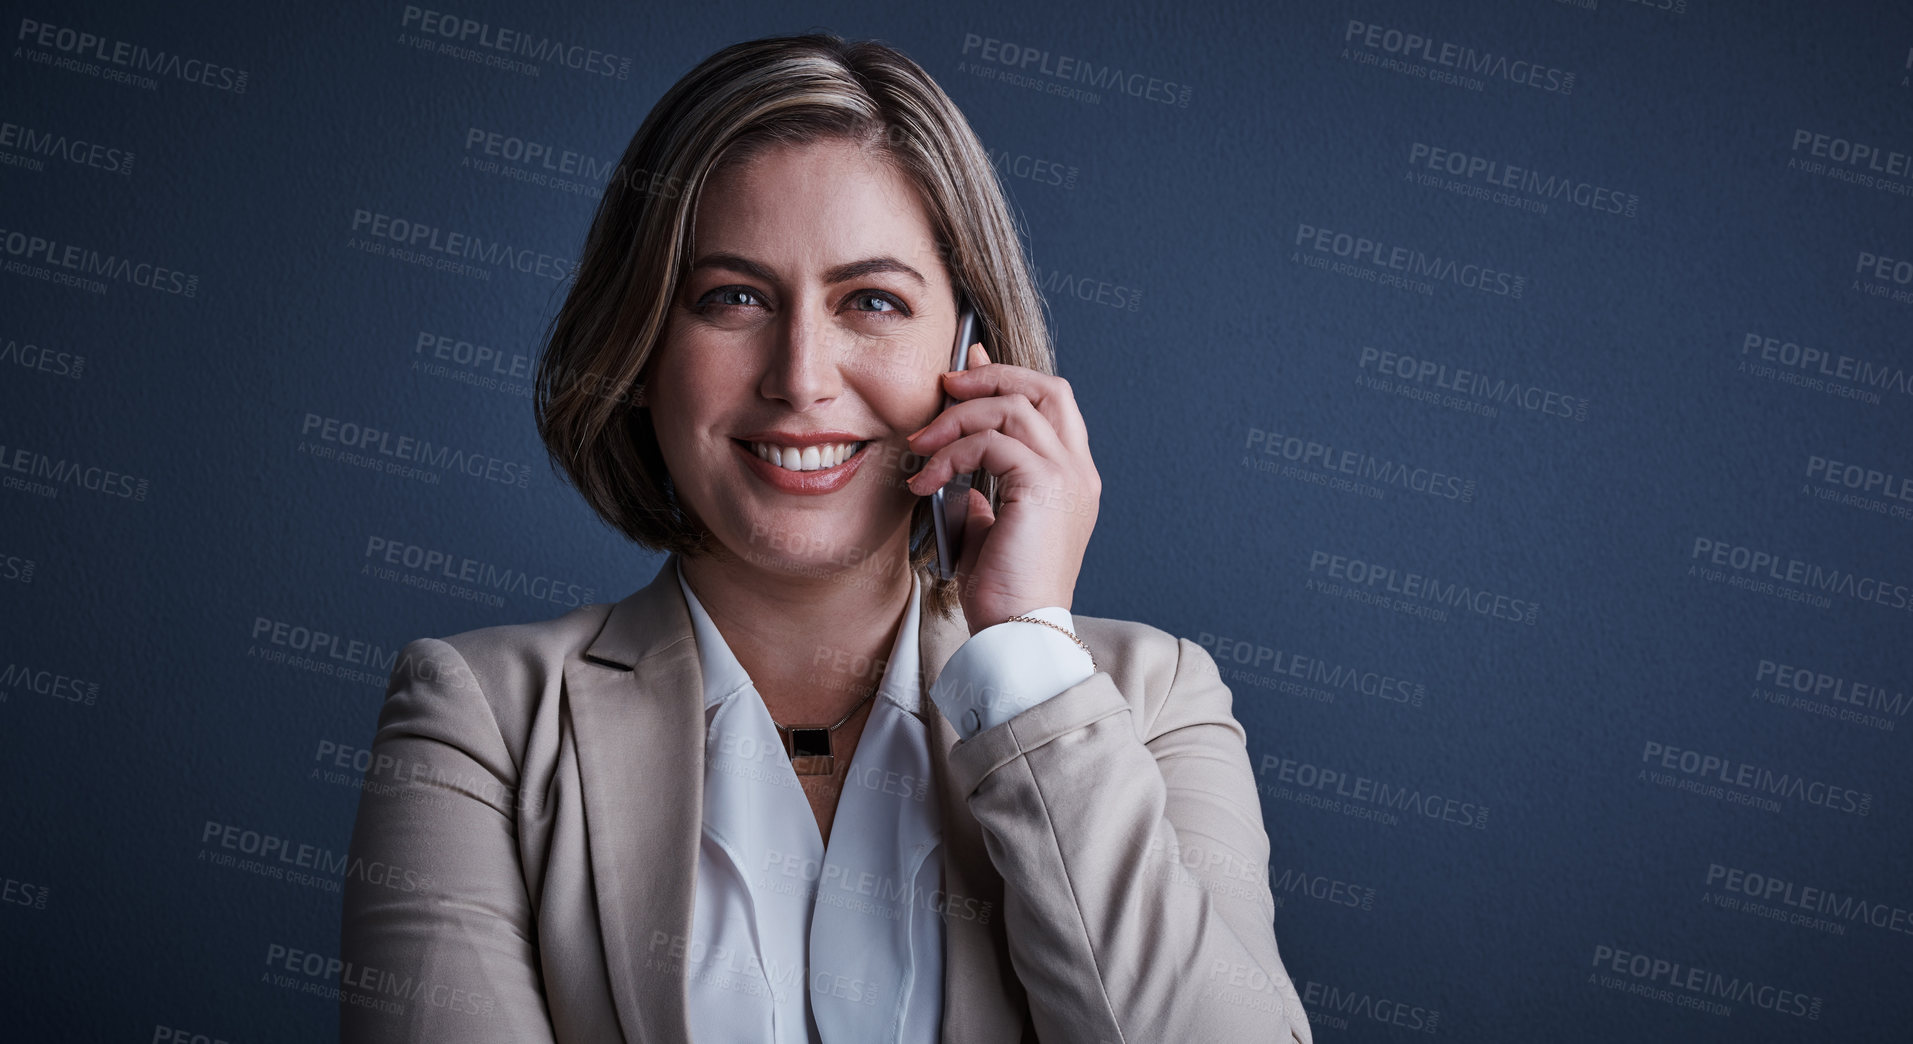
[786,726,833,775]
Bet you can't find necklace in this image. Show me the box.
[771,681,881,776]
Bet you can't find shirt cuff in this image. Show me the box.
[928,607,1096,741]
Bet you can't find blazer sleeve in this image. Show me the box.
[338,637,559,1043]
[944,632,1313,1044]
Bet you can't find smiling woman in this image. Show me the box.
[339,30,1311,1044]
[650,139,952,564]
[533,36,1058,622]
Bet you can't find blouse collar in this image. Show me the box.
[674,558,925,719]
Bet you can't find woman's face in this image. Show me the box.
[648,138,957,578]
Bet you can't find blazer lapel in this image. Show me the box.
[565,553,704,1044]
[563,555,1027,1044]
[918,593,1028,1044]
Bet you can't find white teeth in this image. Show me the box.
[750,441,863,472]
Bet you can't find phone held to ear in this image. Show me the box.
[930,300,981,580]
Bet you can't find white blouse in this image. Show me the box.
[674,559,1094,1043]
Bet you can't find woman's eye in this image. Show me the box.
[696,286,763,310]
[849,291,907,316]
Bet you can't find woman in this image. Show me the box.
[340,31,1309,1044]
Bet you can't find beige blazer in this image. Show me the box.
[340,552,1311,1043]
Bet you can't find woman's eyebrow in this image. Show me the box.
[688,251,926,288]
[689,251,780,284]
[822,256,926,287]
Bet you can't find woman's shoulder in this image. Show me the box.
[390,600,618,708]
[375,600,622,763]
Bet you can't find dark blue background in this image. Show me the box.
[4,1,1910,1040]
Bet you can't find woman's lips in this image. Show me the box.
[732,438,870,494]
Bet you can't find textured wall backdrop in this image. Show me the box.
[3,0,1910,1041]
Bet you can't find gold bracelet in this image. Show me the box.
[1004,614,1097,673]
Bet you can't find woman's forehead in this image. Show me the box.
[695,142,942,271]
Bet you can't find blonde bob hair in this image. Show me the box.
[534,31,1055,618]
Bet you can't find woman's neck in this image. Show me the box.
[679,545,917,723]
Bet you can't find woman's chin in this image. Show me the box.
[722,517,900,580]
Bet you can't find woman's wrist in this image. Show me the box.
[1000,613,1096,673]
[932,607,1096,740]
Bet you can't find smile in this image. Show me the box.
[731,438,872,495]
[746,440,868,472]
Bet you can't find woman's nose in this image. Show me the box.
[758,300,844,408]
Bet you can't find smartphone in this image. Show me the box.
[930,300,981,580]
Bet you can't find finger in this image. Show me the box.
[909,391,1068,462]
[943,349,1089,455]
[907,428,1049,494]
